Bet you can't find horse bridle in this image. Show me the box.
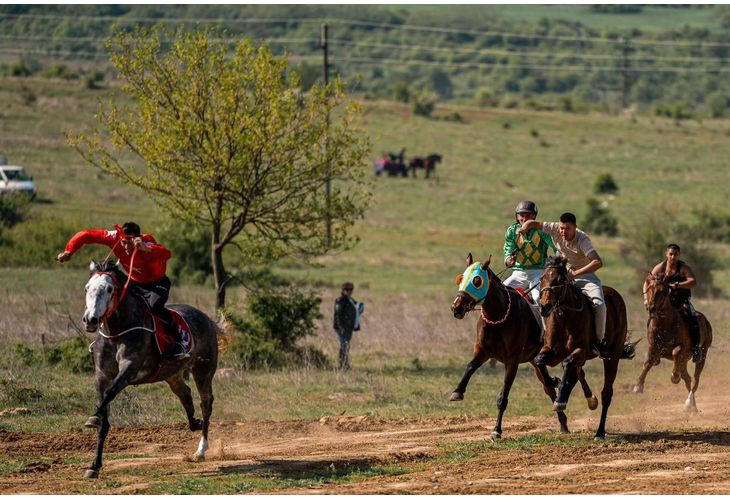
[539,273,585,316]
[646,276,672,319]
[459,270,513,325]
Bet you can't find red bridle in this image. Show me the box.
[96,247,138,323]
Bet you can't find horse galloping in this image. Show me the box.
[80,259,222,479]
[633,273,712,411]
[535,256,636,438]
[450,253,600,439]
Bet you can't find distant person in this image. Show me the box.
[645,243,703,363]
[503,200,556,305]
[519,212,608,359]
[333,281,364,371]
[56,221,188,358]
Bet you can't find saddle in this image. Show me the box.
[153,308,194,357]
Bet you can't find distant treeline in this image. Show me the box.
[2,4,730,116]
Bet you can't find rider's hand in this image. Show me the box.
[133,237,151,253]
[506,255,516,267]
[515,226,526,236]
[56,251,72,263]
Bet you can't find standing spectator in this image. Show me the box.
[333,281,364,371]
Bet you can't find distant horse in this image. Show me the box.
[408,153,442,179]
[633,273,712,411]
[375,150,409,177]
[535,256,636,438]
[450,253,600,439]
[80,259,221,479]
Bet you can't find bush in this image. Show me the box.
[47,336,94,374]
[412,90,437,117]
[0,216,81,267]
[84,70,105,89]
[593,173,619,195]
[474,86,498,107]
[654,101,694,120]
[621,205,723,297]
[226,288,328,369]
[583,198,618,237]
[707,92,728,118]
[392,81,410,103]
[0,193,31,228]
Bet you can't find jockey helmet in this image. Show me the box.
[515,200,538,215]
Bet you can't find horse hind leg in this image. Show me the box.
[595,358,619,439]
[191,369,215,461]
[166,373,202,431]
[578,368,598,411]
[492,361,519,439]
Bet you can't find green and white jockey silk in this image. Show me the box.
[458,262,489,303]
[503,222,557,270]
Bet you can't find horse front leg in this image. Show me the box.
[492,361,519,439]
[595,358,619,439]
[578,368,599,411]
[87,359,139,424]
[633,344,660,394]
[533,346,561,388]
[685,357,706,413]
[450,348,490,401]
[553,351,583,412]
[84,373,113,479]
[531,362,569,433]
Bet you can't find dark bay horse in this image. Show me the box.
[408,153,442,179]
[80,260,221,478]
[536,256,636,438]
[633,274,712,411]
[450,253,599,439]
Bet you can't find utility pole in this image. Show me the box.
[619,37,630,110]
[321,23,331,247]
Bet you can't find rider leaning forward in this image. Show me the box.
[56,221,188,358]
[518,211,610,359]
[645,243,703,363]
[503,200,556,305]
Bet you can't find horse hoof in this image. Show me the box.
[671,374,681,384]
[449,392,464,402]
[83,469,99,479]
[684,404,698,414]
[190,419,204,432]
[586,395,599,411]
[553,401,567,412]
[84,416,101,429]
[192,453,206,462]
[490,432,502,441]
[594,434,606,441]
[632,385,643,394]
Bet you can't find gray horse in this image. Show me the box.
[81,260,221,479]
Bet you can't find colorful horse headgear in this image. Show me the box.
[455,260,490,303]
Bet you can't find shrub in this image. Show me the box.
[226,288,328,369]
[707,92,728,118]
[621,205,723,297]
[593,173,619,195]
[474,86,498,107]
[84,70,105,90]
[47,336,94,374]
[392,81,410,103]
[14,343,42,366]
[583,198,618,237]
[412,90,437,117]
[0,216,82,267]
[0,193,31,228]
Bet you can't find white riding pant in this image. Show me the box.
[504,269,544,333]
[574,273,606,342]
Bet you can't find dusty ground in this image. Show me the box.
[3,386,730,494]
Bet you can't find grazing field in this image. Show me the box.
[2,77,730,493]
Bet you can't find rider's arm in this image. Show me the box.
[518,219,542,234]
[503,226,517,266]
[571,250,603,278]
[63,229,116,255]
[674,264,697,289]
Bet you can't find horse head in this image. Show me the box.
[644,273,671,318]
[82,260,122,333]
[539,255,571,317]
[452,252,492,319]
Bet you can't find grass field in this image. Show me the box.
[2,76,730,492]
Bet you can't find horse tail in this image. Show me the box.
[215,312,233,352]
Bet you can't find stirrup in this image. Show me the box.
[170,343,190,359]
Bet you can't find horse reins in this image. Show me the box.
[100,246,139,324]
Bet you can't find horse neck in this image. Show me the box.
[483,274,508,317]
[105,286,149,333]
[648,295,679,336]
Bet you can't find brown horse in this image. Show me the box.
[633,273,712,411]
[409,153,442,179]
[535,256,636,439]
[450,253,600,439]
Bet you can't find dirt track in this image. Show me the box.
[3,391,730,494]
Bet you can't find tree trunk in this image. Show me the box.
[211,226,226,309]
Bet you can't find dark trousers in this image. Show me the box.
[336,329,353,369]
[136,276,180,341]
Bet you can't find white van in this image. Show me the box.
[0,165,37,198]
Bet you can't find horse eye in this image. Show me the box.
[106,286,113,294]
[85,284,89,291]
[472,276,483,288]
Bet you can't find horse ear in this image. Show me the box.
[455,274,464,286]
[466,253,473,266]
[89,260,98,272]
[480,254,492,270]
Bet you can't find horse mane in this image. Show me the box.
[545,255,568,272]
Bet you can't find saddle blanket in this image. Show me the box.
[153,308,193,357]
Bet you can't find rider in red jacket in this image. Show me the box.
[57,221,187,358]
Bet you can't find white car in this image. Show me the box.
[0,165,37,198]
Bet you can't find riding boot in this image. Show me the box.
[591,304,609,359]
[159,309,189,359]
[685,307,703,364]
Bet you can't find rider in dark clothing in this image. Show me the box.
[647,243,702,363]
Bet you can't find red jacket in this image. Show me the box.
[65,228,171,284]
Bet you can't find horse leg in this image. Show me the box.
[553,359,580,412]
[166,372,202,431]
[191,369,215,461]
[595,358,619,439]
[450,349,490,401]
[685,358,706,413]
[534,346,560,388]
[492,361,519,440]
[578,368,599,411]
[670,345,687,385]
[84,374,113,479]
[88,360,139,422]
[531,362,569,433]
[633,347,660,394]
